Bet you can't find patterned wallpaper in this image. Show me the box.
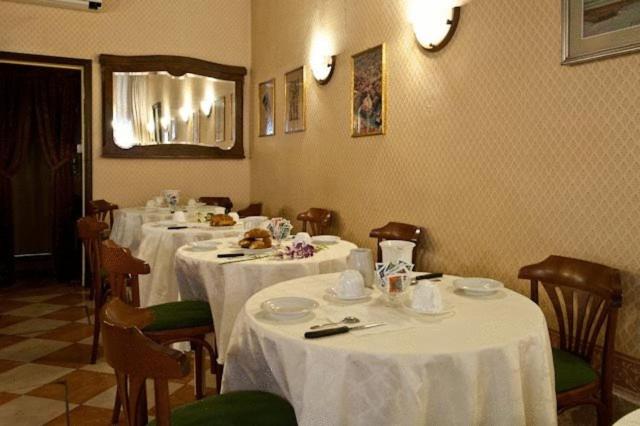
[250,0,640,361]
[0,0,252,208]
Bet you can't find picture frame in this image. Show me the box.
[563,0,640,64]
[284,66,305,133]
[214,96,225,142]
[351,44,385,137]
[258,79,275,137]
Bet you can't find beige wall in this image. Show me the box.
[0,0,251,207]
[251,0,640,368]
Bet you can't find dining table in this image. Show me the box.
[110,205,225,251]
[221,272,557,426]
[174,238,357,364]
[136,221,244,307]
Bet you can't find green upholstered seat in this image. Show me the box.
[143,300,213,332]
[553,348,598,393]
[148,391,297,426]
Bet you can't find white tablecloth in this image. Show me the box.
[175,240,357,363]
[616,410,640,425]
[137,222,244,307]
[110,206,225,251]
[222,273,557,426]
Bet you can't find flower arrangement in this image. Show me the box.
[275,242,316,260]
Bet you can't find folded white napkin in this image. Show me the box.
[411,283,443,313]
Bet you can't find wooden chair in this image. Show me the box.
[369,222,422,263]
[102,298,298,426]
[76,216,109,364]
[100,241,218,403]
[237,203,263,218]
[296,208,332,236]
[87,199,119,230]
[518,255,622,426]
[198,197,233,213]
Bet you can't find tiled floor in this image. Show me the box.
[0,278,216,426]
[0,278,636,425]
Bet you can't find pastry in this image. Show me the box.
[210,214,236,227]
[237,228,272,249]
[238,238,252,249]
[244,228,271,239]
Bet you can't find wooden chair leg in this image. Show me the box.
[194,342,205,399]
[90,286,103,364]
[111,389,121,424]
[597,401,611,426]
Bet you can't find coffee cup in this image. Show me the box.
[337,270,365,299]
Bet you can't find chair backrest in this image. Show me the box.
[198,197,233,213]
[102,298,189,426]
[296,208,332,236]
[237,203,263,218]
[518,255,622,365]
[87,199,119,228]
[77,216,108,291]
[369,222,422,263]
[100,240,150,306]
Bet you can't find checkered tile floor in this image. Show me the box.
[0,278,216,426]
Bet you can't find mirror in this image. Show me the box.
[101,55,246,159]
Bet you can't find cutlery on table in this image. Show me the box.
[167,225,189,230]
[304,322,386,339]
[310,316,360,329]
[411,273,443,285]
[217,253,245,258]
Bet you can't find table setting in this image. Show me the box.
[220,244,557,426]
[174,218,358,364]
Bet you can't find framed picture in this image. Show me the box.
[351,44,385,137]
[284,66,305,133]
[563,0,640,64]
[258,79,275,137]
[228,93,235,141]
[214,96,225,142]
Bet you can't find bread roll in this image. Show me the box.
[244,228,271,239]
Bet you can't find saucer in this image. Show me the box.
[453,278,503,296]
[311,235,341,245]
[261,297,319,320]
[325,287,373,301]
[402,298,454,316]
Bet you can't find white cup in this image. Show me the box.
[172,211,187,223]
[228,212,240,223]
[337,270,365,299]
[411,282,443,313]
[379,240,415,264]
[243,215,269,230]
[347,248,374,289]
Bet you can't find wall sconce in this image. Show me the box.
[200,100,213,117]
[311,54,336,85]
[411,1,463,52]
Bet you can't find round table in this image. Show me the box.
[110,206,225,251]
[616,409,640,425]
[175,239,357,363]
[222,273,557,426]
[137,221,244,307]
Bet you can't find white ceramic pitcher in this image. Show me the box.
[347,248,375,289]
[379,240,415,264]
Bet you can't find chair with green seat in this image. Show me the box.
[101,298,298,426]
[100,240,217,402]
[519,255,622,426]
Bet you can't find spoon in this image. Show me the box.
[310,316,360,330]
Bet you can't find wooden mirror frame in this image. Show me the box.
[100,54,246,159]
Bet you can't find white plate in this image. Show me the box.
[311,235,341,245]
[261,297,319,319]
[453,278,504,296]
[188,240,220,250]
[325,287,373,301]
[402,298,454,316]
[242,247,274,255]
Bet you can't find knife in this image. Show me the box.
[217,253,245,258]
[411,272,443,285]
[304,322,386,339]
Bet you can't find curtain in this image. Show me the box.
[33,68,81,281]
[0,64,33,285]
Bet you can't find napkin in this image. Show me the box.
[411,282,443,313]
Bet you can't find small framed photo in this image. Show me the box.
[214,96,225,142]
[284,66,305,133]
[563,0,640,64]
[258,79,275,137]
[351,44,385,137]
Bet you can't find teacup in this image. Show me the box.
[411,282,443,313]
[337,270,365,299]
[293,232,311,245]
[228,212,240,223]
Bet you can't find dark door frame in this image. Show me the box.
[0,51,93,206]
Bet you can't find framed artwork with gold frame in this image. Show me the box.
[563,0,640,64]
[258,79,275,137]
[351,44,386,137]
[284,66,305,133]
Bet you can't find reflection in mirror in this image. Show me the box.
[112,71,236,150]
